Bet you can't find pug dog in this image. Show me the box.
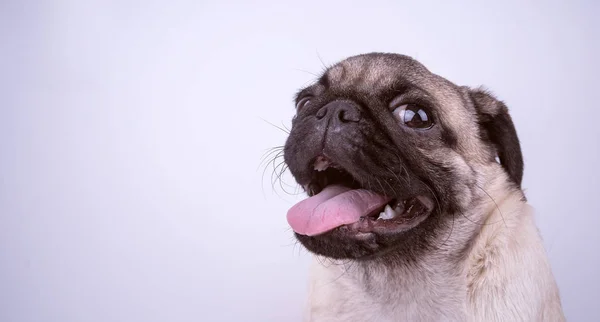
[282,53,564,321]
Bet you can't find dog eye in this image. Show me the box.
[393,104,433,129]
[296,97,312,110]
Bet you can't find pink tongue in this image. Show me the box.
[286,185,392,236]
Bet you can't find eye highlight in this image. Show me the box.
[296,97,312,110]
[393,104,434,129]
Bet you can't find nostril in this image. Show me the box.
[337,108,361,123]
[316,106,328,119]
[316,101,361,123]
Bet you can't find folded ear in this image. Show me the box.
[468,88,524,188]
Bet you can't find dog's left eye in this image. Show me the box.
[393,104,434,129]
[296,97,312,110]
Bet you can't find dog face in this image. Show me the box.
[283,53,523,260]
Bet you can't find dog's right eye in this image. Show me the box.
[296,97,312,110]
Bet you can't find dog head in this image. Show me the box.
[283,53,523,260]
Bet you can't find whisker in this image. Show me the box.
[260,144,303,198]
[260,145,284,156]
[258,117,290,134]
[281,121,291,133]
[293,68,319,77]
[262,150,288,200]
[454,204,496,227]
[261,149,282,183]
[315,255,329,269]
[424,184,454,249]
[456,208,480,224]
[273,162,301,196]
[374,177,387,196]
[385,167,407,194]
[474,183,508,227]
[383,176,398,196]
[266,149,302,196]
[315,259,357,290]
[258,146,284,170]
[391,153,411,186]
[316,50,330,72]
[269,153,286,189]
[331,261,355,283]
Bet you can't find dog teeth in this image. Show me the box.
[377,205,398,220]
[313,156,330,171]
[385,205,398,219]
[393,205,404,214]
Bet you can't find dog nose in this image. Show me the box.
[316,101,362,128]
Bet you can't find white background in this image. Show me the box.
[1,1,598,321]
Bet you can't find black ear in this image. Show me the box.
[468,88,524,188]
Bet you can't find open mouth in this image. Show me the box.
[287,155,434,237]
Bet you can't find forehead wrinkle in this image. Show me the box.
[325,59,405,95]
[359,61,396,93]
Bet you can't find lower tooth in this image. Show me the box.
[378,205,398,220]
[314,156,330,171]
[385,205,398,219]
